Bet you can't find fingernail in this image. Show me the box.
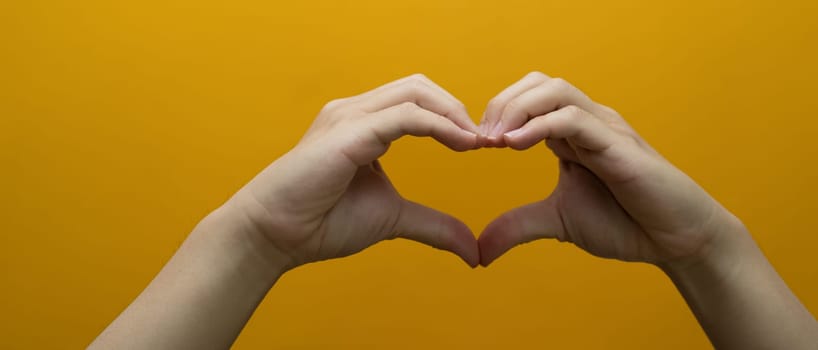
[476,134,488,148]
[504,128,524,138]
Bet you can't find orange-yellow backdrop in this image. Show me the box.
[3,0,817,348]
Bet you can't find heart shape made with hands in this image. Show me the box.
[255,71,715,274]
[358,72,712,270]
[422,75,635,267]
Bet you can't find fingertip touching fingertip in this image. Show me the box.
[479,255,496,267]
[455,250,480,268]
[484,136,505,148]
[474,134,489,148]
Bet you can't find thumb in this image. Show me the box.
[478,195,565,266]
[393,199,480,268]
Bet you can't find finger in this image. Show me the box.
[340,103,478,167]
[359,74,480,134]
[411,74,466,113]
[394,199,480,267]
[503,105,619,152]
[369,102,479,151]
[481,71,550,136]
[490,78,599,138]
[478,196,563,266]
[347,74,457,106]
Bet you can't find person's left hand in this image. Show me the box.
[475,72,735,268]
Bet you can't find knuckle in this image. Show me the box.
[410,72,427,79]
[406,76,429,94]
[486,97,504,112]
[320,98,347,114]
[562,105,585,120]
[397,101,420,113]
[408,73,429,84]
[526,71,548,79]
[548,77,573,92]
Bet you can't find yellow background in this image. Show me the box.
[3,0,817,348]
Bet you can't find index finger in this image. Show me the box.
[481,71,551,136]
[341,102,479,166]
[358,74,480,134]
[491,77,599,138]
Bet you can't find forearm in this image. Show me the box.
[90,204,286,349]
[661,216,818,349]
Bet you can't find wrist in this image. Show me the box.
[655,211,818,349]
[193,200,295,283]
[92,203,291,349]
[658,210,757,283]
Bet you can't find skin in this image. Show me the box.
[478,71,725,265]
[479,72,818,349]
[89,73,818,349]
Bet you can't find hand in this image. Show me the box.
[224,74,482,271]
[477,72,743,267]
[92,73,816,350]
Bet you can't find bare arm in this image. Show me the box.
[477,71,818,349]
[662,221,818,349]
[88,207,286,349]
[89,74,482,349]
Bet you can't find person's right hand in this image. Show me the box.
[212,74,482,273]
[477,72,746,269]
